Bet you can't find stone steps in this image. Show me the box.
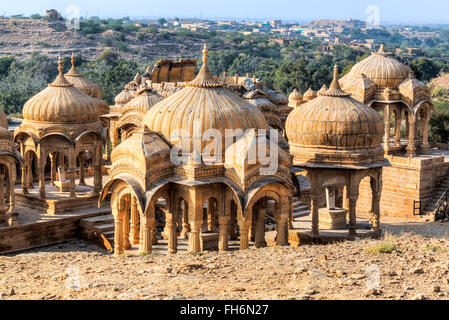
[292,197,310,219]
[80,214,114,252]
[423,175,449,216]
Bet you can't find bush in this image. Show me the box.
[160,31,171,40]
[117,41,128,52]
[124,24,140,33]
[103,37,113,47]
[148,26,158,34]
[365,242,397,254]
[136,31,146,41]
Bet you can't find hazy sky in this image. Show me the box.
[0,0,445,24]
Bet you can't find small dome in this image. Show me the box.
[0,126,11,140]
[122,87,163,113]
[22,56,99,124]
[303,88,317,101]
[341,44,412,88]
[65,53,103,99]
[143,44,268,155]
[115,90,134,106]
[286,65,384,167]
[289,89,303,102]
[317,84,328,96]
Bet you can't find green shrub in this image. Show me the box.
[103,37,113,47]
[117,41,128,52]
[136,31,146,41]
[365,242,397,254]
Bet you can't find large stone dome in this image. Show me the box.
[286,65,384,167]
[340,44,412,88]
[22,56,99,124]
[143,45,268,154]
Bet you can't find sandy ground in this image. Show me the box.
[0,217,448,300]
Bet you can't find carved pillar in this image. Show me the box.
[165,211,178,254]
[348,180,359,240]
[395,110,402,147]
[129,196,140,245]
[207,200,217,232]
[189,220,202,253]
[69,166,76,199]
[310,189,320,237]
[79,152,86,186]
[421,110,430,154]
[38,163,45,199]
[152,217,158,245]
[139,214,154,254]
[255,206,267,248]
[21,165,28,195]
[122,198,131,250]
[27,154,33,189]
[180,202,190,239]
[49,153,56,185]
[238,218,250,250]
[93,165,102,194]
[406,115,416,157]
[383,104,391,153]
[276,214,289,246]
[8,177,15,214]
[113,215,124,257]
[113,130,119,148]
[0,174,5,218]
[371,175,382,233]
[218,215,230,252]
[229,202,237,240]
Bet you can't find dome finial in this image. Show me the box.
[71,52,75,68]
[378,43,385,54]
[58,55,63,75]
[202,43,209,66]
[329,64,341,90]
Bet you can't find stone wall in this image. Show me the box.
[357,155,449,217]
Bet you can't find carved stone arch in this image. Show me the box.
[100,176,146,216]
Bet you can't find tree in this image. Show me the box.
[158,18,167,26]
[409,57,440,82]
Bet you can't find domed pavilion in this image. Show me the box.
[0,111,22,226]
[286,65,387,239]
[101,45,293,256]
[14,56,104,200]
[340,44,433,156]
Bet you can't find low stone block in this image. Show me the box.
[319,208,347,230]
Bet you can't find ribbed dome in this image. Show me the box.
[303,88,317,101]
[123,87,163,113]
[22,56,99,124]
[65,54,103,99]
[286,66,384,167]
[115,90,134,106]
[342,44,412,88]
[143,45,268,154]
[289,89,302,102]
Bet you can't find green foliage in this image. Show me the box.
[136,31,146,41]
[103,37,113,47]
[117,41,128,52]
[160,31,171,40]
[429,99,449,143]
[409,57,440,82]
[365,242,397,254]
[158,18,167,26]
[148,26,158,34]
[30,14,42,20]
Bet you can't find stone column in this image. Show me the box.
[421,111,430,154]
[38,165,45,199]
[113,215,124,257]
[27,155,33,189]
[371,179,381,233]
[113,130,119,148]
[129,196,140,245]
[69,166,76,199]
[395,110,402,147]
[276,214,289,246]
[207,201,217,232]
[79,152,86,186]
[93,165,102,193]
[139,215,154,254]
[152,218,158,245]
[255,206,266,248]
[189,220,202,253]
[122,198,131,250]
[310,190,320,237]
[0,174,5,219]
[406,116,416,157]
[348,196,358,240]
[49,153,56,185]
[383,105,391,153]
[180,202,190,239]
[238,219,250,250]
[165,211,178,254]
[21,165,28,195]
[8,178,15,214]
[218,215,230,252]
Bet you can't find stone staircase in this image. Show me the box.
[80,214,115,252]
[423,175,449,218]
[292,195,310,229]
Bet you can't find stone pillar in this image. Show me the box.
[21,165,28,195]
[189,220,202,253]
[207,201,217,232]
[27,156,33,189]
[348,196,358,240]
[165,211,178,254]
[406,116,416,157]
[218,215,230,252]
[383,105,391,153]
[421,111,430,154]
[122,198,131,250]
[93,165,102,194]
[114,215,124,257]
[255,206,266,248]
[310,190,320,237]
[326,187,336,209]
[371,185,381,233]
[38,165,45,199]
[113,130,119,148]
[180,202,190,239]
[139,215,153,254]
[8,178,15,214]
[129,196,140,245]
[276,214,289,246]
[49,153,56,185]
[395,110,402,147]
[238,219,250,250]
[152,218,158,245]
[69,166,76,199]
[79,152,86,186]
